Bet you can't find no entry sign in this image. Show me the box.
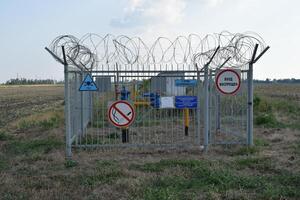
[108,100,135,127]
[215,69,241,95]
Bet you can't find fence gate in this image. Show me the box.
[45,32,269,158]
[68,65,202,149]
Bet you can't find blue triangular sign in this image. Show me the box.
[79,74,98,91]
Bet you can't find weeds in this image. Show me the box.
[80,160,125,186]
[131,159,300,199]
[17,111,63,131]
[130,159,209,173]
[0,131,13,141]
[0,156,8,171]
[232,146,260,156]
[233,156,277,173]
[255,113,283,127]
[254,95,300,129]
[254,137,269,147]
[65,160,78,168]
[5,137,63,155]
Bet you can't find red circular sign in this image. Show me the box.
[216,69,241,95]
[108,100,135,127]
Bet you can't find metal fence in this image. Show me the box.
[45,32,269,158]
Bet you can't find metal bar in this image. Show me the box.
[44,47,65,65]
[80,73,84,138]
[116,75,198,78]
[204,64,209,151]
[253,46,270,64]
[216,93,221,133]
[71,134,77,143]
[213,141,247,145]
[196,66,201,146]
[208,69,213,143]
[73,143,199,149]
[219,57,231,69]
[251,44,259,63]
[247,62,254,146]
[67,56,88,71]
[68,69,250,74]
[206,46,220,67]
[62,46,72,159]
[68,70,201,73]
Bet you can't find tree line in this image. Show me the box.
[4,78,64,85]
[254,78,300,84]
[3,77,300,85]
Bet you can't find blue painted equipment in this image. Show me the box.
[120,86,130,100]
[150,93,160,108]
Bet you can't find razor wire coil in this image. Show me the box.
[49,31,266,70]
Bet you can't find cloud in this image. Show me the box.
[110,0,187,28]
[205,0,224,7]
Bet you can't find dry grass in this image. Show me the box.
[0,84,299,199]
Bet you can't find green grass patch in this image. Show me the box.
[254,95,300,129]
[254,137,269,147]
[79,132,120,145]
[232,146,260,156]
[233,156,276,173]
[5,137,63,155]
[130,159,209,173]
[17,111,63,131]
[254,96,272,113]
[0,156,8,171]
[0,131,13,141]
[131,159,300,199]
[255,113,275,125]
[80,160,125,186]
[65,160,78,168]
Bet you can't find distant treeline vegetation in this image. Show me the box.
[4,78,64,85]
[2,78,300,85]
[254,78,300,84]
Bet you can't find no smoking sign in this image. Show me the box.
[108,100,135,128]
[215,69,241,95]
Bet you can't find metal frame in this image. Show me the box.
[45,44,269,159]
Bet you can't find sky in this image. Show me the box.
[0,0,299,83]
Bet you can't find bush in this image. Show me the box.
[255,113,276,125]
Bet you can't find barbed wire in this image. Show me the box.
[49,31,266,70]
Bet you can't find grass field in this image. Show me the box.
[0,83,300,199]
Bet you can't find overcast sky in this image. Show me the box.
[0,0,299,83]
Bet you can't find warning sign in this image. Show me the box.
[215,69,241,95]
[79,74,98,91]
[175,96,197,109]
[108,101,135,128]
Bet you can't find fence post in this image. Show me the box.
[216,93,221,133]
[247,62,254,146]
[62,46,72,159]
[80,72,84,139]
[204,64,209,151]
[208,69,213,143]
[247,44,259,146]
[196,69,201,145]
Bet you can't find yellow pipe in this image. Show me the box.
[134,101,150,106]
[184,108,189,136]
